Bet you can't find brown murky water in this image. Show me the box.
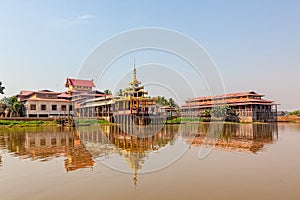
[0,123,300,200]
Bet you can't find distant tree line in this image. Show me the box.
[288,110,300,116]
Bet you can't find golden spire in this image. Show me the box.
[133,61,137,83]
[130,60,141,86]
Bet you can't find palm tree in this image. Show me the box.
[0,81,5,94]
[104,89,112,95]
[156,96,168,106]
[168,98,178,108]
[8,96,24,117]
[116,89,123,96]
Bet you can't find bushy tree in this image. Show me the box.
[288,110,300,116]
[168,98,177,107]
[0,81,5,94]
[156,96,179,108]
[9,96,23,117]
[116,89,123,96]
[0,96,25,117]
[211,105,228,118]
[156,96,168,106]
[209,105,239,122]
[104,89,112,95]
[202,109,211,117]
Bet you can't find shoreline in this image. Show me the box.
[1,118,300,128]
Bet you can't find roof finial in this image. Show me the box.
[133,59,137,82]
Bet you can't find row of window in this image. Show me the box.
[189,96,262,103]
[37,94,56,98]
[74,86,91,89]
[30,104,72,111]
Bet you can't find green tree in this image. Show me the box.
[0,81,5,94]
[202,109,211,117]
[0,103,6,116]
[116,89,123,96]
[8,96,25,117]
[288,110,300,116]
[156,96,179,108]
[0,97,10,106]
[168,98,179,108]
[104,89,112,95]
[156,96,168,106]
[0,97,9,116]
[210,105,239,122]
[211,105,234,118]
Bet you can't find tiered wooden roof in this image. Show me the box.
[182,91,277,109]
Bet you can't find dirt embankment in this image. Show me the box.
[278,115,300,123]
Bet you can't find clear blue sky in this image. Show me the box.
[0,0,299,110]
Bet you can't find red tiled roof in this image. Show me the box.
[57,92,72,98]
[182,99,276,108]
[182,91,277,109]
[18,90,34,96]
[66,78,95,88]
[188,91,264,102]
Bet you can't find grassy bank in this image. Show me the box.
[76,119,112,125]
[0,118,113,127]
[0,120,57,127]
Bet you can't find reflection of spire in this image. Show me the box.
[100,125,178,186]
[133,168,137,187]
[123,151,144,187]
[65,131,95,172]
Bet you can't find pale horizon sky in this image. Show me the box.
[0,0,299,111]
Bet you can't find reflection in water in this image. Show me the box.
[78,124,178,185]
[0,127,94,172]
[181,123,278,153]
[78,123,278,185]
[0,123,278,184]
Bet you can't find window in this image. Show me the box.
[52,105,57,111]
[30,139,35,147]
[61,138,66,145]
[38,94,46,98]
[61,105,67,111]
[51,138,56,146]
[41,104,47,110]
[40,139,46,146]
[69,105,73,111]
[30,104,36,110]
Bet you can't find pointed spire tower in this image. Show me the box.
[133,61,137,83]
[130,61,141,87]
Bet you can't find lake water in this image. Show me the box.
[0,123,300,200]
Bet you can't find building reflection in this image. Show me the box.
[78,124,178,185]
[181,123,278,153]
[0,127,94,172]
[0,123,278,182]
